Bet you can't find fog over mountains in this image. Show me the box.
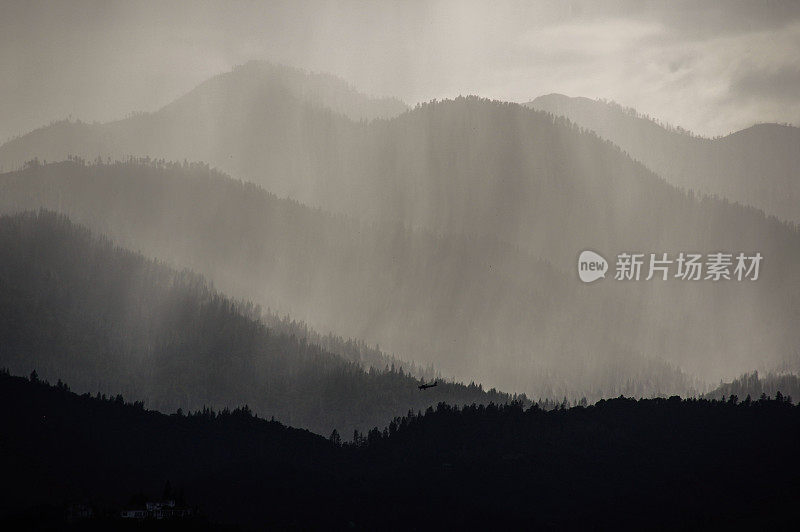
[1,62,799,402]
[0,160,697,400]
[5,0,800,525]
[0,210,522,435]
[528,94,800,225]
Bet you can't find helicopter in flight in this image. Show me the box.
[418,380,438,390]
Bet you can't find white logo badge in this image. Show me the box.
[578,250,608,283]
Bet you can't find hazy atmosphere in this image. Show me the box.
[3,0,800,141]
[2,0,799,407]
[1,1,799,528]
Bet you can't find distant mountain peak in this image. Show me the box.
[526,93,800,223]
[531,93,592,105]
[196,60,409,122]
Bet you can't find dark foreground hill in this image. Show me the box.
[0,210,518,435]
[1,372,798,530]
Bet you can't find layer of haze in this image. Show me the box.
[1,0,799,403]
[2,0,800,142]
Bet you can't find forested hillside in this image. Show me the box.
[261,309,438,381]
[0,61,406,171]
[4,5,799,530]
[705,371,800,402]
[2,64,796,269]
[528,94,800,224]
[0,161,701,399]
[2,63,799,395]
[0,210,520,435]
[2,371,798,529]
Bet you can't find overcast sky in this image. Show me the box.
[2,0,799,141]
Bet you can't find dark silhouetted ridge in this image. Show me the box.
[2,371,798,529]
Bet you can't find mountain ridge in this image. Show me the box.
[0,160,704,399]
[527,93,800,224]
[1,64,798,396]
[0,209,521,435]
[2,369,798,529]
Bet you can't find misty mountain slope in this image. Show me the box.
[705,371,800,402]
[330,98,800,386]
[4,372,799,529]
[1,68,795,269]
[262,309,438,381]
[2,67,798,391]
[0,161,701,399]
[0,210,521,435]
[0,60,405,185]
[527,94,800,224]
[165,60,409,122]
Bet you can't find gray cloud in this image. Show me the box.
[1,0,799,139]
[731,65,800,103]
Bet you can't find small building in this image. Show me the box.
[121,499,193,520]
[66,503,94,522]
[120,508,147,519]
